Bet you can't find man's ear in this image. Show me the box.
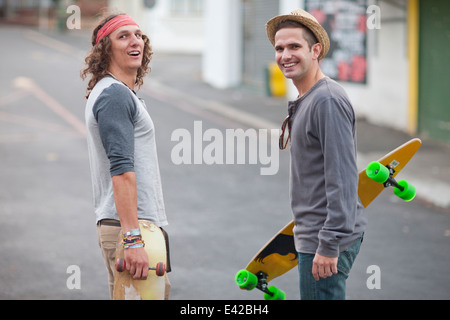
[311,43,322,60]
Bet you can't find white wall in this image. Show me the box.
[279,0,304,13]
[202,0,242,88]
[108,0,148,31]
[201,0,304,91]
[340,2,409,130]
[145,0,204,53]
[108,0,204,54]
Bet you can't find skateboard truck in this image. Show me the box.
[366,161,416,201]
[115,258,166,277]
[381,166,403,189]
[254,272,272,296]
[235,269,286,300]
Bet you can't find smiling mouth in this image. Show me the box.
[283,62,297,68]
[128,50,141,57]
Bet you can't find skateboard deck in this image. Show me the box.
[113,220,167,300]
[235,138,422,299]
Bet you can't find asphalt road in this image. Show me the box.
[0,26,449,300]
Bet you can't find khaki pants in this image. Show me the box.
[96,220,171,299]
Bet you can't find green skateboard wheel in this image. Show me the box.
[235,269,258,290]
[366,161,390,183]
[393,180,416,201]
[264,286,286,300]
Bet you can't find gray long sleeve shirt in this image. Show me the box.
[85,76,167,226]
[288,77,366,257]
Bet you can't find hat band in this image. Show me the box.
[96,15,139,45]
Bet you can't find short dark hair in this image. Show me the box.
[275,20,318,49]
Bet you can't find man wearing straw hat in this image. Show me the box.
[266,9,367,300]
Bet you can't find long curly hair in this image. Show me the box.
[81,14,153,98]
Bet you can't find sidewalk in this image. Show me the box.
[36,28,450,212]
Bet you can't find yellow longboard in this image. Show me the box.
[235,138,422,300]
[113,220,168,300]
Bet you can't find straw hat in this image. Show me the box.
[266,8,330,60]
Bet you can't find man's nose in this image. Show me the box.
[282,49,292,60]
[129,34,139,45]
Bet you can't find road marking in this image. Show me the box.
[0,89,29,108]
[143,84,243,130]
[0,133,43,143]
[0,110,78,135]
[24,29,86,60]
[143,80,280,131]
[13,77,86,136]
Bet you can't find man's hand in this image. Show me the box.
[312,253,338,281]
[124,246,149,280]
[112,172,148,279]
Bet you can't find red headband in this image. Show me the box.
[96,15,139,45]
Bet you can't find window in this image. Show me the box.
[170,0,203,16]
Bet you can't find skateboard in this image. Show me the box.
[113,220,167,300]
[235,138,422,300]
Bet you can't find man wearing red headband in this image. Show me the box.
[82,14,170,299]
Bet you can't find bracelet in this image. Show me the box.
[123,239,145,250]
[121,229,145,250]
[123,228,141,238]
[123,229,141,242]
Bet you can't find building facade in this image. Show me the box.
[108,0,449,142]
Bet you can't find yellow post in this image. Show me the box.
[407,0,419,135]
[267,62,286,97]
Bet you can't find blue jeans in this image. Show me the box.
[298,236,363,300]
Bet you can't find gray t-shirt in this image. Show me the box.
[85,76,167,226]
[288,77,366,257]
